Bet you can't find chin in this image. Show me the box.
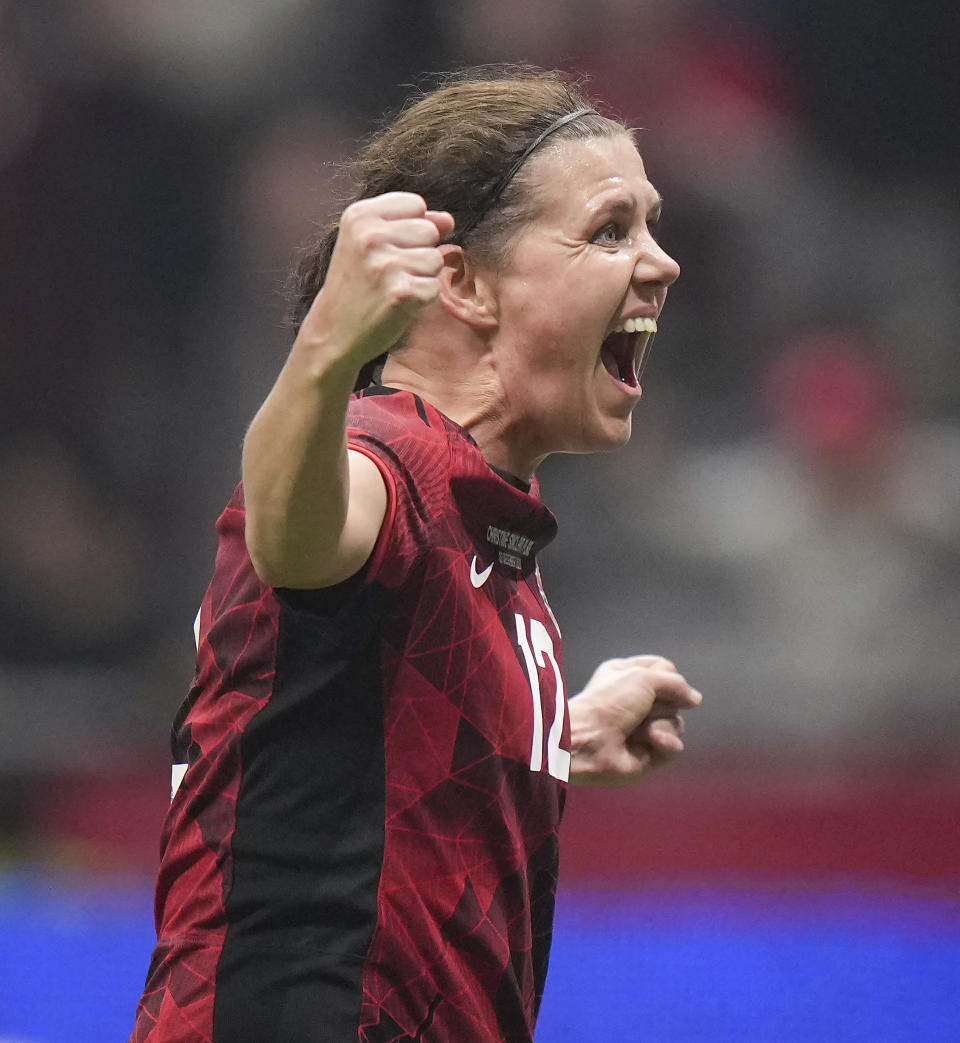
[571,414,634,456]
[600,419,634,450]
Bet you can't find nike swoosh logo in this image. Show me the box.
[470,555,494,588]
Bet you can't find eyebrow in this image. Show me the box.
[604,193,664,220]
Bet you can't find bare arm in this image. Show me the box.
[242,194,455,588]
[568,656,702,785]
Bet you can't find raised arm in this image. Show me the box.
[242,194,455,589]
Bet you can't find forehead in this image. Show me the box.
[524,134,657,218]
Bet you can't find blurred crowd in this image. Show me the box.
[2,0,958,858]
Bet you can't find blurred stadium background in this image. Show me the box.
[1,1,958,1039]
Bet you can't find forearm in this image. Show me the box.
[241,333,360,588]
[241,193,452,588]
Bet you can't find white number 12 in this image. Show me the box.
[514,614,570,782]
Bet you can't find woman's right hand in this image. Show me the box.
[299,192,455,372]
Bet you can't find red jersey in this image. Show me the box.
[133,388,569,1042]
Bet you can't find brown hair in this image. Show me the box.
[290,66,631,386]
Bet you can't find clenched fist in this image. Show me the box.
[569,655,702,785]
[299,192,455,372]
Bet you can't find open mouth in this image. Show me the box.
[600,317,658,388]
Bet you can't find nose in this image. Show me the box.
[635,240,680,289]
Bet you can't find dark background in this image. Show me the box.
[1,1,958,1037]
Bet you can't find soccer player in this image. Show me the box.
[133,68,701,1042]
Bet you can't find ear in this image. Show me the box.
[436,245,499,330]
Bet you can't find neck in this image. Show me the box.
[381,341,547,481]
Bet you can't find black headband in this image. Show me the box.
[453,107,595,242]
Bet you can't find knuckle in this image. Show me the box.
[366,251,392,278]
[383,270,408,299]
[340,200,367,226]
[357,225,389,253]
[389,272,434,305]
[414,280,441,304]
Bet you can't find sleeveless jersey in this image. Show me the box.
[133,388,569,1042]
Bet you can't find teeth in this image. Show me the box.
[613,317,658,335]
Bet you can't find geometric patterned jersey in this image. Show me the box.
[132,387,569,1043]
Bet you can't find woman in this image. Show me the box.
[133,68,701,1043]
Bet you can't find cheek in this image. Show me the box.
[501,260,620,376]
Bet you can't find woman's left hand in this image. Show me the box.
[568,655,702,785]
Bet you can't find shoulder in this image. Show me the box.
[347,387,469,493]
[348,386,556,535]
[348,387,445,445]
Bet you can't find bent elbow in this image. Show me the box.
[245,535,286,589]
[243,515,297,588]
[244,521,354,590]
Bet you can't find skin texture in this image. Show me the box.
[385,134,681,477]
[567,656,701,784]
[241,135,699,783]
[242,195,454,588]
[459,134,680,473]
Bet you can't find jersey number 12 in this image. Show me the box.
[514,614,570,782]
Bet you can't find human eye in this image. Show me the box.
[592,222,626,245]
